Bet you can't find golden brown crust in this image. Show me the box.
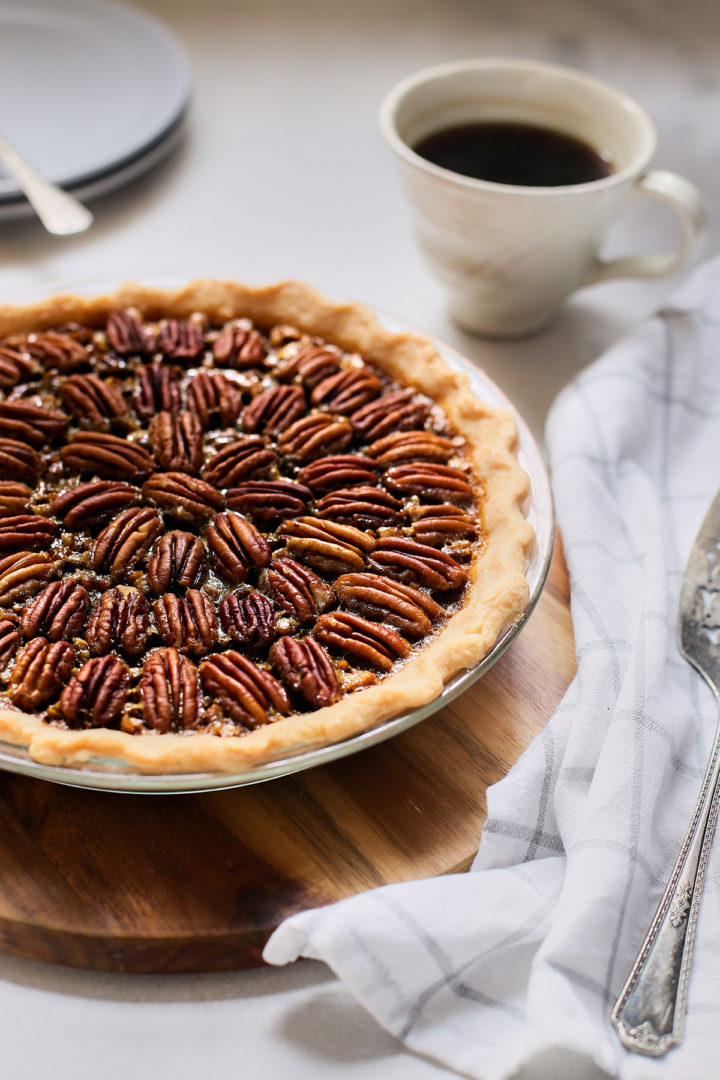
[0,280,533,773]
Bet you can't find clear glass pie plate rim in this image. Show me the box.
[0,282,555,793]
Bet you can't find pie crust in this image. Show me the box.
[0,280,534,773]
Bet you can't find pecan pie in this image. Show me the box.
[0,282,533,773]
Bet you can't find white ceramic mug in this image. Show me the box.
[379,58,705,337]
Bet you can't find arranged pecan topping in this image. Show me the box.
[219,590,275,647]
[0,482,32,517]
[133,361,182,421]
[278,517,374,575]
[157,318,205,361]
[51,480,141,531]
[316,486,403,530]
[142,472,224,522]
[90,506,163,578]
[198,650,290,727]
[187,370,242,428]
[227,479,312,525]
[270,636,340,708]
[59,655,129,727]
[275,345,340,387]
[351,388,430,443]
[202,436,276,488]
[383,463,474,503]
[154,590,218,658]
[0,401,68,448]
[0,618,20,665]
[242,385,306,436]
[86,586,150,657]
[106,310,155,356]
[148,410,204,474]
[0,551,54,604]
[0,345,40,388]
[60,373,129,429]
[262,557,335,622]
[314,612,411,672]
[26,331,88,372]
[60,432,155,480]
[276,413,353,461]
[206,512,272,583]
[213,325,266,367]
[366,430,456,465]
[0,515,55,552]
[0,439,42,483]
[8,638,75,710]
[310,368,382,414]
[411,505,478,547]
[370,537,467,591]
[297,454,378,493]
[21,580,89,641]
[334,572,442,637]
[140,647,202,732]
[146,531,205,594]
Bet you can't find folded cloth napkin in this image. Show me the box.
[264,256,720,1080]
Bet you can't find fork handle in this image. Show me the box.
[611,722,720,1055]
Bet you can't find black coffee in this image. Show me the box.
[413,121,613,187]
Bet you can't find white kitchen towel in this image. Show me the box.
[264,256,720,1080]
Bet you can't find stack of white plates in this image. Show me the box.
[0,0,191,222]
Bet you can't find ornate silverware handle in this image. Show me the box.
[611,703,720,1055]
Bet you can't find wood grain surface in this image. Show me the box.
[0,544,575,974]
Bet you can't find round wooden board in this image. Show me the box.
[0,544,575,974]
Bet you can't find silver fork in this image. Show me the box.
[0,133,93,235]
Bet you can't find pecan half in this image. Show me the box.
[60,373,129,429]
[148,410,204,474]
[296,454,378,493]
[21,580,89,641]
[0,345,40,388]
[242,385,306,436]
[59,655,129,727]
[351,388,430,443]
[213,325,266,367]
[133,361,182,421]
[276,413,353,461]
[26,331,88,372]
[187,370,242,428]
[0,618,20,665]
[0,551,54,604]
[157,318,205,361]
[90,506,163,578]
[0,439,42,484]
[154,590,218,658]
[143,472,224,522]
[0,515,56,552]
[370,537,467,591]
[51,480,141,531]
[411,505,478,547]
[270,636,340,708]
[227,479,312,525]
[219,590,275,647]
[206,512,272,583]
[8,638,75,710]
[202,436,276,489]
[275,345,340,387]
[0,401,68,447]
[106,310,155,356]
[316,486,403,530]
[198,650,290,727]
[277,517,374,575]
[310,368,382,414]
[60,432,156,480]
[86,586,150,657]
[140,648,202,732]
[313,612,410,672]
[262,557,335,622]
[383,463,475,503]
[0,482,31,517]
[365,430,456,465]
[334,572,442,637]
[146,531,205,594]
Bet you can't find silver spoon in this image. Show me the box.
[0,133,93,235]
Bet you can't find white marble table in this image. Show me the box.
[0,1,718,1076]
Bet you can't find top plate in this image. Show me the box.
[0,0,191,201]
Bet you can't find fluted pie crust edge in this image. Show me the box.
[0,280,534,774]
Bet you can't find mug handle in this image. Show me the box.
[584,170,705,284]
